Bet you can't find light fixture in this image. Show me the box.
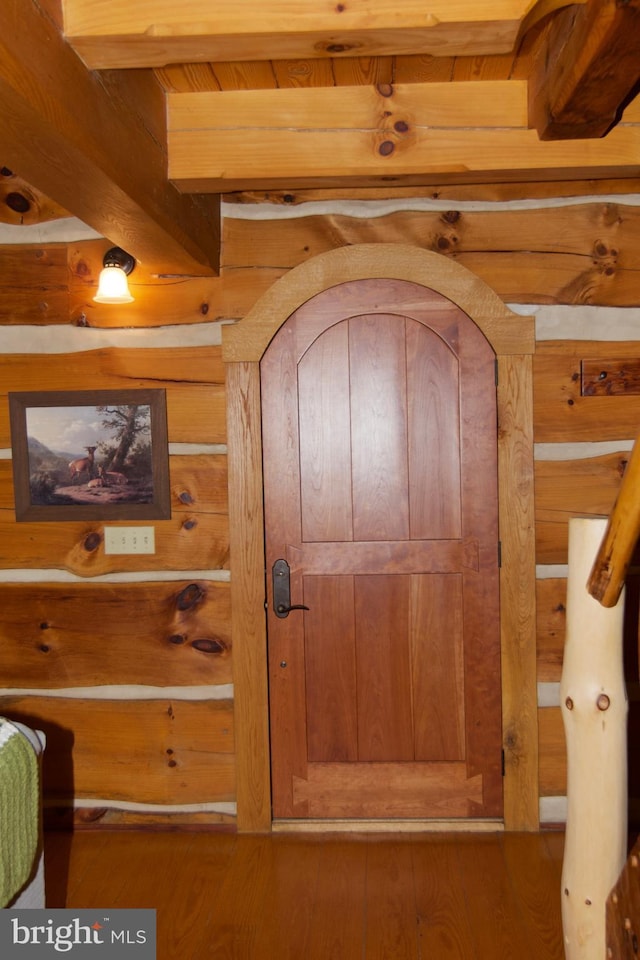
[93,246,136,304]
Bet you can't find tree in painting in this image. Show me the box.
[96,404,151,474]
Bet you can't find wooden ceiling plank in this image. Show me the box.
[332,56,394,87]
[0,0,220,276]
[211,61,277,91]
[393,55,454,83]
[529,0,640,140]
[272,59,336,88]
[61,0,583,69]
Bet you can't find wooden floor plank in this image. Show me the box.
[364,838,420,959]
[304,837,368,960]
[193,835,275,960]
[456,834,540,960]
[58,831,134,907]
[412,835,478,960]
[250,837,321,960]
[500,833,565,960]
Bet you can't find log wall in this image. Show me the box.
[2,181,640,827]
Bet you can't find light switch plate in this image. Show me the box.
[104,526,156,555]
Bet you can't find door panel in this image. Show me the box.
[262,278,501,820]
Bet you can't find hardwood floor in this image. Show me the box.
[44,829,566,959]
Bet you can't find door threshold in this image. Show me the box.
[272,818,504,834]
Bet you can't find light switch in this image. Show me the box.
[104,526,156,554]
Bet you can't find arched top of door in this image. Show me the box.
[222,243,534,363]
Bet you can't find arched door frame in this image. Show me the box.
[223,244,537,833]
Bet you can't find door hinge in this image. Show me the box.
[501,748,506,776]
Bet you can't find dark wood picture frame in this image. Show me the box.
[9,389,171,522]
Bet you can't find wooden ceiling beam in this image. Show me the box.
[0,0,219,276]
[529,0,640,140]
[61,0,582,70]
[167,80,640,191]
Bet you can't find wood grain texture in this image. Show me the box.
[534,342,640,443]
[0,695,235,805]
[498,353,538,829]
[0,579,231,688]
[0,348,226,446]
[223,201,639,269]
[459,834,561,959]
[225,361,272,832]
[46,830,569,960]
[535,451,626,564]
[530,0,640,141]
[581,357,640,396]
[538,706,566,797]
[63,0,574,67]
[536,578,567,682]
[221,204,640,307]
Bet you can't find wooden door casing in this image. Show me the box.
[262,278,502,821]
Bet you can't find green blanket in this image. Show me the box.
[0,718,39,907]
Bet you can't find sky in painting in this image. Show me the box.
[26,405,105,455]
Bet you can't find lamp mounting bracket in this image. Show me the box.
[103,246,135,275]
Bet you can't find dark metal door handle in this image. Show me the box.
[272,558,309,619]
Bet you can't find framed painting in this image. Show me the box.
[9,389,171,522]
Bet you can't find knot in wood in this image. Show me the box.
[6,192,30,213]
[379,140,395,157]
[191,637,227,654]
[376,83,394,98]
[597,693,611,711]
[83,531,102,552]
[176,583,205,610]
[565,697,574,710]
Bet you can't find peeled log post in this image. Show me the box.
[561,517,628,960]
[587,434,640,607]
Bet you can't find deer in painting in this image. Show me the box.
[69,446,97,484]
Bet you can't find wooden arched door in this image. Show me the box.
[261,278,502,820]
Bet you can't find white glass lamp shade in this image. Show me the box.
[93,265,134,304]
